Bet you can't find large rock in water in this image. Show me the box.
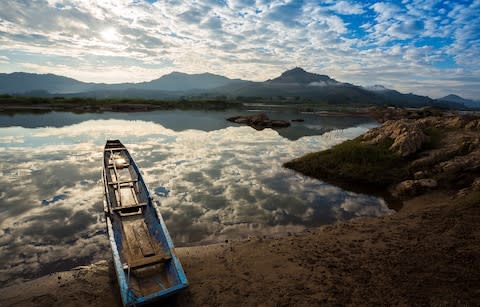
[226,113,290,130]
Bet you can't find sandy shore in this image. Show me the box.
[1,189,479,306]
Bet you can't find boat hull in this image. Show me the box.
[102,140,188,306]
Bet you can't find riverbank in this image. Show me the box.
[0,95,376,115]
[0,96,243,112]
[285,110,480,201]
[1,188,479,306]
[1,108,479,305]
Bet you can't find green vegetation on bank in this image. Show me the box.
[285,108,480,204]
[282,124,454,195]
[0,94,383,114]
[284,137,408,189]
[0,95,243,111]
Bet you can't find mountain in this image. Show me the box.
[362,85,434,107]
[267,67,339,86]
[136,72,247,91]
[228,68,435,107]
[214,67,384,105]
[0,68,475,109]
[437,94,479,109]
[0,71,247,95]
[438,94,471,104]
[0,72,93,94]
[364,85,390,92]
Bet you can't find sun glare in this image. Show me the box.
[100,28,121,42]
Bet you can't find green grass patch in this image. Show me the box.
[284,137,409,188]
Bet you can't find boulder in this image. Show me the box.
[465,119,480,130]
[363,119,428,156]
[391,179,438,198]
[443,116,467,129]
[435,150,480,174]
[226,113,290,130]
[472,178,480,190]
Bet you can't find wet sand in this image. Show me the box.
[1,190,479,306]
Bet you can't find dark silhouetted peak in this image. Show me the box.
[0,72,89,94]
[437,94,478,108]
[438,94,470,103]
[140,71,247,91]
[284,67,307,75]
[269,67,338,85]
[167,71,186,76]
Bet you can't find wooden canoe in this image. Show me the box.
[102,140,188,306]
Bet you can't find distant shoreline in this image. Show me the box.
[0,95,380,116]
[0,96,246,113]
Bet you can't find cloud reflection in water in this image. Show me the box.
[0,118,391,286]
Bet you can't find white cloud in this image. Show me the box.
[370,2,402,21]
[328,1,365,15]
[0,0,478,98]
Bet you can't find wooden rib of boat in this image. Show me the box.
[102,140,188,306]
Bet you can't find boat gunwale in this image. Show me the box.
[102,140,188,306]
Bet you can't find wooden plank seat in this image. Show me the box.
[104,147,128,152]
[108,179,138,186]
[112,202,147,212]
[123,253,172,270]
[122,219,172,270]
[107,163,130,169]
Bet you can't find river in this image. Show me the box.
[0,109,393,286]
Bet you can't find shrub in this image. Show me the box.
[284,137,408,188]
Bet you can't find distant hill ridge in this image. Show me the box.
[0,68,477,109]
[267,67,339,85]
[437,94,479,108]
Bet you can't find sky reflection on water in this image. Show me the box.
[0,112,391,286]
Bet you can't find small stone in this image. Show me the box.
[391,179,437,197]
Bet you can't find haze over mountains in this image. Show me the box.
[0,68,477,109]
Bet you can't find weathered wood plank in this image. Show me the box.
[133,222,155,257]
[122,221,142,260]
[128,253,171,270]
[119,187,137,207]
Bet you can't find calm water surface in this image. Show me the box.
[0,109,392,286]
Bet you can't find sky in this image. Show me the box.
[0,0,479,99]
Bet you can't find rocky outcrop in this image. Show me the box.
[465,119,480,130]
[368,106,448,123]
[226,113,290,130]
[435,150,480,174]
[363,119,429,156]
[287,108,480,200]
[373,114,480,197]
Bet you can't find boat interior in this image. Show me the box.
[104,143,175,296]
